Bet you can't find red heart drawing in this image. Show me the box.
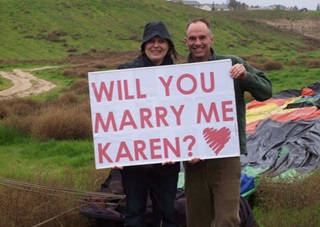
[203,127,231,156]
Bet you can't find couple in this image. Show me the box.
[116,18,272,227]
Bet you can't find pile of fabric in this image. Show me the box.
[80,169,254,227]
[242,82,320,184]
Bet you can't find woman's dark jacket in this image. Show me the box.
[117,53,180,176]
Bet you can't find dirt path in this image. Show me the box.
[0,66,58,99]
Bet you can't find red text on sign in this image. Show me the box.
[91,78,147,102]
[97,137,181,164]
[159,72,215,96]
[94,105,185,133]
[197,100,234,123]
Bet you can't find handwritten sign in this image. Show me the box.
[88,59,240,169]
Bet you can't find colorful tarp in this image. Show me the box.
[241,82,320,194]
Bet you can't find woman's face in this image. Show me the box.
[144,36,169,65]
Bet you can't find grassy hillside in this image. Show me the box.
[0,0,195,60]
[1,0,318,60]
[1,0,319,94]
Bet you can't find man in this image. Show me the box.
[184,18,272,227]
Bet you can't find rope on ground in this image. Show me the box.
[31,204,83,227]
[0,177,124,204]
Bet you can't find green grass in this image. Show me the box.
[0,76,12,91]
[1,0,318,60]
[0,125,101,190]
[254,207,320,226]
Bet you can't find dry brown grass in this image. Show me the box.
[0,98,41,119]
[68,79,89,95]
[264,60,283,71]
[240,54,284,71]
[2,79,93,141]
[288,58,320,69]
[3,101,93,141]
[0,187,93,227]
[31,105,92,141]
[0,168,109,227]
[254,170,320,226]
[305,59,320,69]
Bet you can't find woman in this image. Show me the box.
[117,21,180,227]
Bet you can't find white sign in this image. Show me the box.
[88,59,239,169]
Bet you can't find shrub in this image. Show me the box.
[264,61,283,71]
[4,115,35,134]
[31,105,92,141]
[92,60,107,69]
[61,67,76,77]
[254,171,320,226]
[69,79,89,95]
[62,65,97,78]
[67,47,78,52]
[0,98,41,118]
[58,92,79,104]
[248,61,265,71]
[256,171,320,211]
[307,59,320,68]
[1,99,41,134]
[288,59,298,66]
[0,102,9,119]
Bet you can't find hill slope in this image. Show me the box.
[1,0,318,61]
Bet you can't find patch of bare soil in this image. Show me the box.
[0,51,141,100]
[256,18,320,42]
[0,50,184,100]
[0,67,58,99]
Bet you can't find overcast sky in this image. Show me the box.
[196,0,319,10]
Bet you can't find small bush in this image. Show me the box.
[307,59,320,69]
[4,115,35,134]
[288,59,298,66]
[57,92,79,104]
[67,47,78,52]
[69,79,89,95]
[0,98,41,118]
[62,65,97,78]
[24,35,34,38]
[256,171,320,211]
[248,62,265,71]
[255,171,320,226]
[92,60,107,69]
[61,67,76,77]
[0,102,9,119]
[264,61,283,71]
[31,105,92,141]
